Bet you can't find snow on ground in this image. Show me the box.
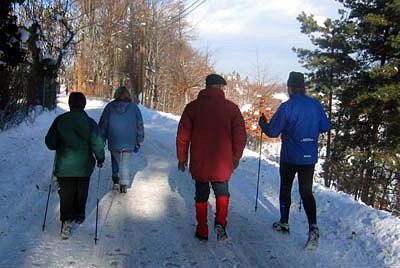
[0,97,399,268]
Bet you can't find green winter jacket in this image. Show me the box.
[45,110,105,178]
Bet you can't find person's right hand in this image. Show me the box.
[97,160,104,168]
[178,161,187,172]
[233,159,240,170]
[258,114,267,127]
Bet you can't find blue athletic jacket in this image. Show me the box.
[99,100,144,151]
[260,92,330,165]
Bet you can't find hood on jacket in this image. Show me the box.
[111,100,131,114]
[113,86,131,100]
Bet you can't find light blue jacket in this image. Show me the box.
[99,100,144,151]
[260,92,330,165]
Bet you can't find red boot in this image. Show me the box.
[195,202,208,241]
[215,195,229,227]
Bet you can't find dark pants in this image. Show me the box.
[195,180,230,202]
[58,177,90,222]
[279,162,316,227]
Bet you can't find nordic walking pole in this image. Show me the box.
[42,154,56,231]
[255,127,263,212]
[42,184,52,231]
[255,94,264,212]
[94,166,101,245]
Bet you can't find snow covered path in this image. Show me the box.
[0,98,399,268]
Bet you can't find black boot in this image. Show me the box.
[112,177,120,190]
[305,224,319,250]
[214,224,228,242]
[120,184,127,194]
[272,221,290,234]
[61,220,72,240]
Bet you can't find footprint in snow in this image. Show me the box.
[110,260,119,266]
[164,262,180,267]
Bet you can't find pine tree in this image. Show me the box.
[0,0,25,111]
[295,11,356,187]
[296,0,400,213]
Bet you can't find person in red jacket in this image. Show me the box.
[176,74,247,242]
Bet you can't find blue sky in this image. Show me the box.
[187,0,343,82]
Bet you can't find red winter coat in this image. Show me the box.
[176,87,247,182]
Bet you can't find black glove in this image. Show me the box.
[178,161,187,172]
[233,159,240,170]
[97,159,104,168]
[258,114,267,127]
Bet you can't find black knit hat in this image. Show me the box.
[68,92,86,110]
[206,74,227,86]
[287,71,305,88]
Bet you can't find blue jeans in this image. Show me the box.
[110,151,133,186]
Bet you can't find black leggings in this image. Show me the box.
[195,180,229,202]
[58,177,90,222]
[279,162,316,227]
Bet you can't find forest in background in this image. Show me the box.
[0,0,282,142]
[1,0,399,216]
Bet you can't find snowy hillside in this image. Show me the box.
[0,98,399,268]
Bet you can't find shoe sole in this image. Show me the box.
[273,229,290,234]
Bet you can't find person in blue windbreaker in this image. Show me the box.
[99,86,144,193]
[259,71,330,249]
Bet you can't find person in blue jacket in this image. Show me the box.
[259,71,330,249]
[99,86,144,193]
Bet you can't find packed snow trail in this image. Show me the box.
[0,97,399,268]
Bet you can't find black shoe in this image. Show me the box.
[272,221,290,234]
[112,183,120,191]
[305,224,319,250]
[195,232,208,241]
[112,176,119,184]
[214,224,228,242]
[120,185,127,194]
[61,220,72,240]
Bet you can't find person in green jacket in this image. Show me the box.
[45,92,105,239]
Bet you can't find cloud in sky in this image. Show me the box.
[187,0,343,82]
